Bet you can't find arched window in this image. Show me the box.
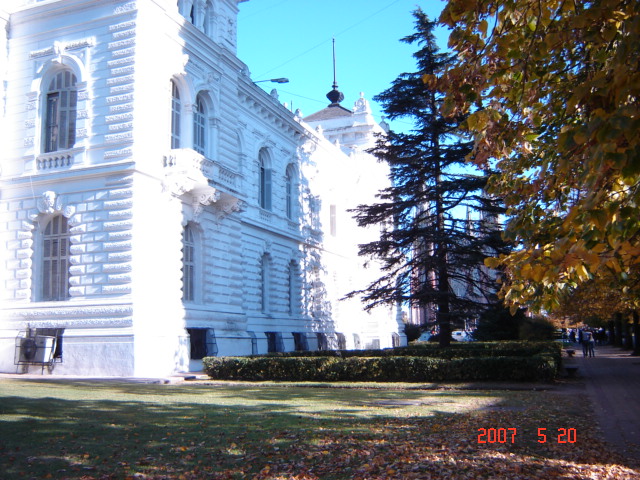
[193,94,206,155]
[259,149,272,210]
[44,70,77,153]
[171,80,181,149]
[182,224,195,302]
[203,0,213,36]
[41,216,71,301]
[285,165,295,220]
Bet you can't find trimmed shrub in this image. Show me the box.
[256,341,561,363]
[203,351,558,383]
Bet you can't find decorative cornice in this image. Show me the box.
[3,303,134,329]
[29,38,95,59]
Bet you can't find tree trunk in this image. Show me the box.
[607,319,615,345]
[624,316,634,350]
[632,311,640,356]
[614,313,624,347]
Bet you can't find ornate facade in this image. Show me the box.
[0,0,404,377]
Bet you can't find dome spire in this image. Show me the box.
[326,38,344,106]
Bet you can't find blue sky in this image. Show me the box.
[237,0,448,131]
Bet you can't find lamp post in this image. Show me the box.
[254,78,289,84]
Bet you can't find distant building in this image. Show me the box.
[0,0,405,377]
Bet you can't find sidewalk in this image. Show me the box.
[570,344,640,467]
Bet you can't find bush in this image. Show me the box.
[519,315,557,341]
[203,345,560,383]
[404,323,422,342]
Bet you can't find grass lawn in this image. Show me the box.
[0,378,638,479]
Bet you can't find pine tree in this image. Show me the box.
[349,9,507,346]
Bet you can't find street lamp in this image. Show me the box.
[254,78,289,84]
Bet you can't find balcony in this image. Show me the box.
[162,149,244,218]
[162,149,239,192]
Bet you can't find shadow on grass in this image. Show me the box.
[0,380,638,479]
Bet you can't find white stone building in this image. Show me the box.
[0,0,405,377]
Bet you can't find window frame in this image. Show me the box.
[182,223,196,303]
[287,260,298,315]
[43,70,77,153]
[260,253,271,313]
[285,165,295,220]
[193,94,206,155]
[171,80,181,149]
[259,149,272,211]
[40,215,71,302]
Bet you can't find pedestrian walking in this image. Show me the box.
[588,333,596,357]
[582,330,593,357]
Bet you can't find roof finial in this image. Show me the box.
[326,37,344,106]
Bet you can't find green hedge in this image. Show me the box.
[255,341,561,362]
[203,352,558,383]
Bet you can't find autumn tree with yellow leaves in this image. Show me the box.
[437,0,640,313]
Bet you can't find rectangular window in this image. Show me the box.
[266,332,283,353]
[260,167,272,210]
[293,332,308,351]
[188,328,207,359]
[171,81,181,149]
[330,204,337,236]
[288,263,295,315]
[317,333,328,351]
[42,216,71,301]
[182,225,195,302]
[44,71,77,152]
[193,97,206,155]
[45,93,59,153]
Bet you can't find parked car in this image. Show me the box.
[452,330,473,342]
[417,331,432,342]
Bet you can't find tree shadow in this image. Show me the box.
[0,381,638,479]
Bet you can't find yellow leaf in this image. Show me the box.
[574,130,589,145]
[531,265,546,283]
[484,256,501,269]
[575,264,589,281]
[479,19,488,37]
[422,74,436,87]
